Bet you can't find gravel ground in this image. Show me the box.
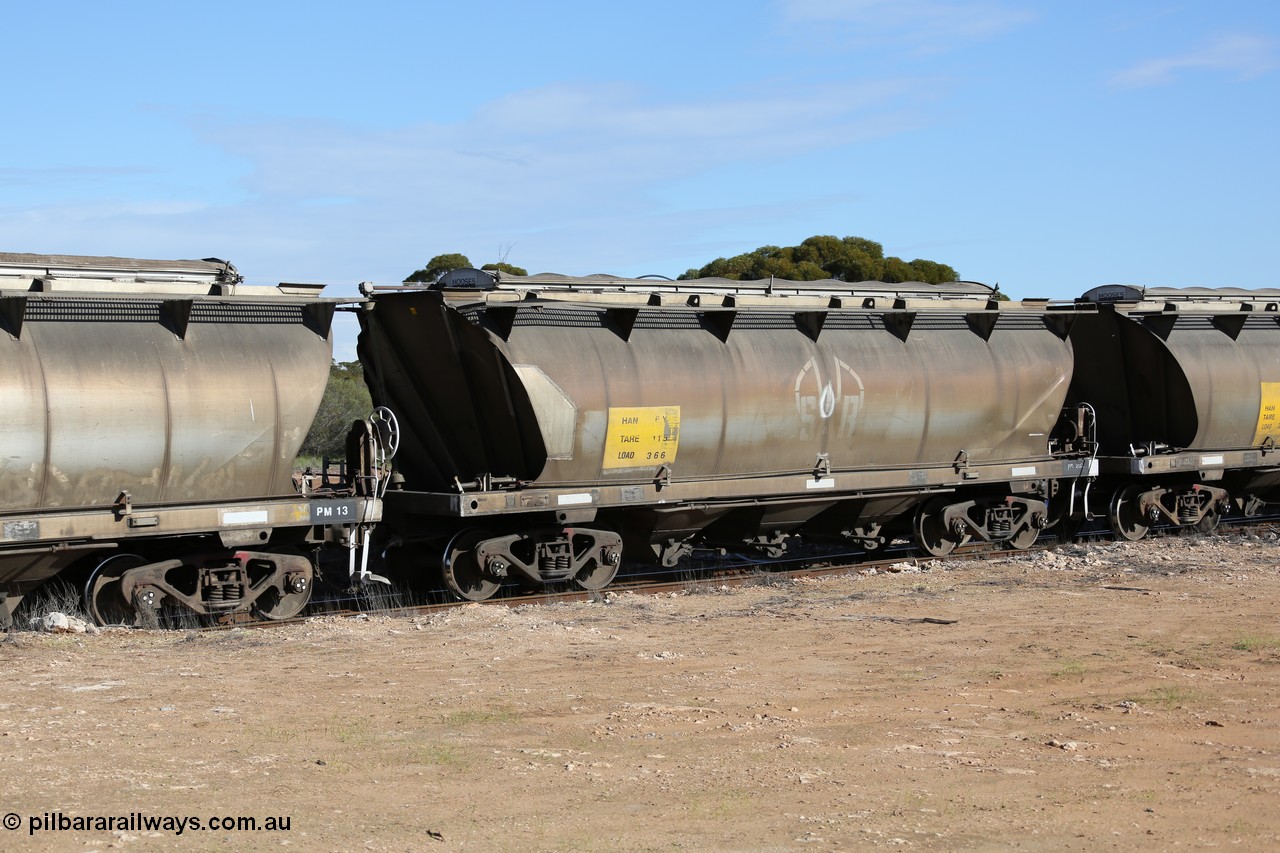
[2,532,1279,851]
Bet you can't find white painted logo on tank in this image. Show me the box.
[795,357,865,440]
[818,382,836,419]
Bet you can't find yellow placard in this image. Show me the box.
[1254,382,1280,445]
[602,406,680,469]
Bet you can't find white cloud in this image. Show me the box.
[180,79,930,274]
[0,75,936,295]
[778,0,1033,51]
[221,79,923,203]
[1110,33,1279,88]
[1,77,934,294]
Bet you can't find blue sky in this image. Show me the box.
[3,1,1277,359]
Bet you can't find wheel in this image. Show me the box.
[573,540,620,591]
[255,586,311,620]
[442,529,501,602]
[84,554,147,626]
[253,550,314,621]
[913,499,961,557]
[1108,485,1150,541]
[1194,508,1221,535]
[1003,523,1040,551]
[573,561,619,591]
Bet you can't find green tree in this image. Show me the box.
[481,262,528,276]
[879,257,916,283]
[405,254,530,282]
[300,361,373,459]
[678,235,960,284]
[405,253,472,283]
[907,259,960,284]
[840,236,885,260]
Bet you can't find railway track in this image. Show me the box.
[218,513,1278,631]
[57,509,1276,633]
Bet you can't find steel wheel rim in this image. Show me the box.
[1109,485,1150,541]
[913,500,958,557]
[254,550,315,621]
[1004,523,1040,551]
[442,529,500,602]
[573,560,619,591]
[84,554,147,626]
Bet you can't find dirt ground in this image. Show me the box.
[2,532,1279,852]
